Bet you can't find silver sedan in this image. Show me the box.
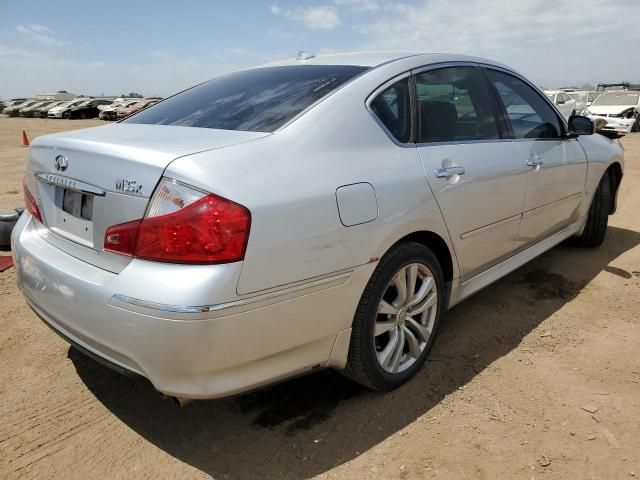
[13,52,624,403]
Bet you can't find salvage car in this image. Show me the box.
[19,101,57,118]
[583,91,640,134]
[13,52,623,404]
[33,101,68,118]
[544,90,576,119]
[565,91,599,114]
[100,100,140,120]
[63,99,113,119]
[115,98,161,119]
[48,99,85,119]
[4,100,40,117]
[1,98,28,114]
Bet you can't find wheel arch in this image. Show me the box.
[392,231,454,284]
[379,230,456,311]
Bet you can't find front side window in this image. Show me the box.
[486,70,562,139]
[415,67,500,143]
[370,77,412,143]
[125,65,368,132]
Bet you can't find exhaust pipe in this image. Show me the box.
[172,396,193,407]
[161,393,193,407]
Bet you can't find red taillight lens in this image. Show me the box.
[103,179,251,264]
[104,220,141,256]
[135,193,250,263]
[23,178,43,223]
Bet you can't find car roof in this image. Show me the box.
[256,51,512,70]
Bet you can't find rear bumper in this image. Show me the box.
[12,214,367,399]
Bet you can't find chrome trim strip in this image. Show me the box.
[521,192,582,219]
[111,270,353,314]
[460,214,521,240]
[37,173,106,197]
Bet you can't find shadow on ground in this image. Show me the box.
[70,226,640,479]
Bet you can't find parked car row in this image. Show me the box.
[583,90,640,135]
[1,97,163,120]
[542,86,640,135]
[99,98,162,120]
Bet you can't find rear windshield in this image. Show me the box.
[124,65,368,132]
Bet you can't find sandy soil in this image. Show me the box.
[0,116,638,480]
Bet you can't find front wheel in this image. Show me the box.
[343,242,444,391]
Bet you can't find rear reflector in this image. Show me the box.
[104,178,251,264]
[103,220,141,256]
[23,177,43,224]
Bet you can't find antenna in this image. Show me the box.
[296,51,315,61]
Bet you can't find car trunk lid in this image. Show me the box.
[27,124,269,272]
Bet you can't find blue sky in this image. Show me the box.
[1,0,639,99]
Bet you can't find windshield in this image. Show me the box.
[545,93,555,100]
[54,101,73,108]
[58,100,83,108]
[125,65,369,132]
[592,92,639,106]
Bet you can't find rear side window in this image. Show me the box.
[486,70,562,139]
[370,77,412,143]
[124,65,368,132]
[415,67,500,143]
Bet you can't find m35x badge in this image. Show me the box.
[115,179,143,194]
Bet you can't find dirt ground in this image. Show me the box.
[0,116,638,480]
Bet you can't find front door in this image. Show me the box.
[415,66,528,280]
[484,69,588,251]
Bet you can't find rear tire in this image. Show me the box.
[343,242,444,391]
[574,172,611,248]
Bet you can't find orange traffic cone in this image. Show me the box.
[21,130,30,147]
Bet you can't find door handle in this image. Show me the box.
[434,166,466,178]
[526,158,544,167]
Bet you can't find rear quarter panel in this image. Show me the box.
[165,62,457,295]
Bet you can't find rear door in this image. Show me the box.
[484,68,587,252]
[415,65,527,280]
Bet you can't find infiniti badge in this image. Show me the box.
[54,154,68,171]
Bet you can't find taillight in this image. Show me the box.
[103,220,141,256]
[23,177,43,223]
[104,178,251,264]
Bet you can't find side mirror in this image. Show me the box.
[568,115,595,136]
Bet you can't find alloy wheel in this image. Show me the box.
[374,263,438,374]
